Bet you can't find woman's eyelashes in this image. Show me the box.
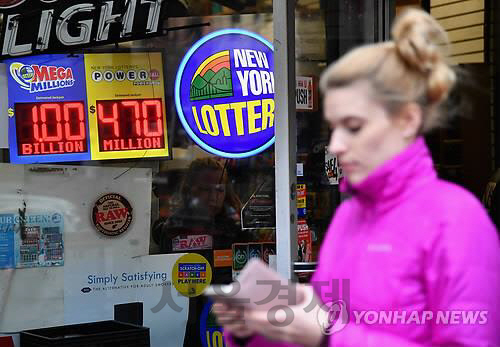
[347,125,362,134]
[344,118,363,134]
[326,117,363,134]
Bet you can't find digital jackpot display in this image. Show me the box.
[85,53,169,160]
[6,54,91,164]
[6,52,169,164]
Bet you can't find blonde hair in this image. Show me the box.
[319,8,456,133]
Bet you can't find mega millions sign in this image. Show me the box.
[175,29,274,158]
[9,62,75,93]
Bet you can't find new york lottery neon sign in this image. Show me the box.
[175,29,275,158]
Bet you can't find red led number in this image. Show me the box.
[64,103,86,141]
[121,100,141,136]
[142,100,162,137]
[41,104,62,142]
[98,99,163,138]
[98,102,120,137]
[31,102,85,142]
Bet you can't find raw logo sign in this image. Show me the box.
[92,193,133,237]
[172,234,213,251]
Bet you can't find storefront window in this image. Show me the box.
[0,1,277,346]
[293,0,389,282]
[0,1,497,346]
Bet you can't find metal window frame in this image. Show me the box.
[273,0,297,280]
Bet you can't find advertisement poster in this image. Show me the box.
[171,253,212,298]
[325,147,343,185]
[297,184,307,218]
[5,54,90,164]
[0,212,64,269]
[296,76,316,111]
[64,254,189,347]
[175,29,275,158]
[85,52,169,160]
[297,220,312,263]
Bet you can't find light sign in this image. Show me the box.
[175,29,275,158]
[6,52,169,164]
[0,0,166,59]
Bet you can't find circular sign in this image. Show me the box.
[175,29,275,158]
[172,253,212,297]
[92,193,133,237]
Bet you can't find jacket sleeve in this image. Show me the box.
[424,202,500,347]
[328,200,500,347]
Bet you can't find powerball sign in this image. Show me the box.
[175,29,275,158]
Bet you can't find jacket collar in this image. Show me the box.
[340,137,437,213]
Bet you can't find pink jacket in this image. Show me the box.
[228,137,500,347]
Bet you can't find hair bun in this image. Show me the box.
[392,8,447,72]
[392,8,456,103]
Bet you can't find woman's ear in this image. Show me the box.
[395,102,423,139]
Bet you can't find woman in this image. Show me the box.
[213,8,500,347]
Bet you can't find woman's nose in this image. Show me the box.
[327,132,346,155]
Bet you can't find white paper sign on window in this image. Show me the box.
[296,76,314,111]
[325,147,343,185]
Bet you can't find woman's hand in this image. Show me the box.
[242,284,326,347]
[212,302,255,339]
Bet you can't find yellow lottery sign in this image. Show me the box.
[172,253,212,297]
[85,52,169,160]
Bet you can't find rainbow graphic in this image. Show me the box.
[190,50,233,101]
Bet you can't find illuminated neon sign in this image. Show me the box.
[0,0,166,59]
[175,29,275,158]
[6,52,169,164]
